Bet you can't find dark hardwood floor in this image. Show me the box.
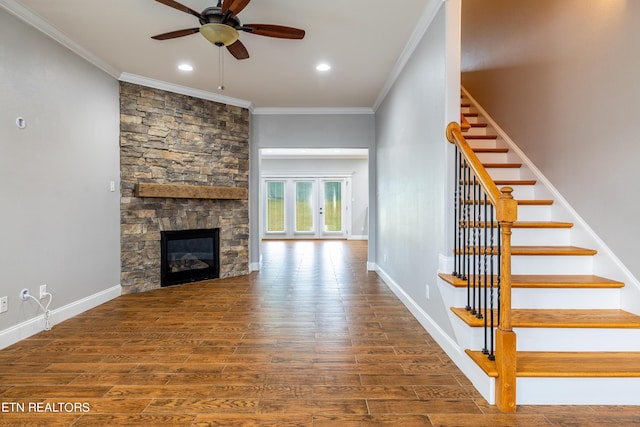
[1,240,639,426]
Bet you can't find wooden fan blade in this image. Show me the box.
[243,24,305,39]
[222,0,252,17]
[155,0,203,20]
[151,28,200,40]
[227,39,250,60]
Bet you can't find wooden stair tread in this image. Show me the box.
[457,246,598,256]
[465,134,498,140]
[482,163,522,169]
[462,199,554,206]
[472,147,508,153]
[511,246,597,256]
[462,123,488,129]
[517,199,554,206]
[467,350,640,378]
[451,308,640,328]
[493,179,537,186]
[439,273,624,289]
[461,180,536,186]
[460,221,573,229]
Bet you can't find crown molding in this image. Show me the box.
[252,107,374,116]
[119,72,254,110]
[372,0,445,112]
[0,0,121,78]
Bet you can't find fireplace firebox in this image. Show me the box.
[160,228,220,287]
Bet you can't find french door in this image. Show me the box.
[263,177,349,239]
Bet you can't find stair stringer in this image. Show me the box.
[461,85,640,316]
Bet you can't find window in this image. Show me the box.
[266,181,285,233]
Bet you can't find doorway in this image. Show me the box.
[259,148,369,241]
[263,177,349,239]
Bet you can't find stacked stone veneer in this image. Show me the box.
[120,82,249,294]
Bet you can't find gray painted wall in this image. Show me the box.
[261,157,369,238]
[375,5,455,337]
[0,9,120,332]
[250,114,376,267]
[461,0,640,281]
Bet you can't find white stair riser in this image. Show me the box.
[517,205,551,221]
[461,326,640,353]
[467,139,499,149]
[511,228,570,246]
[511,287,620,309]
[445,286,620,310]
[449,256,593,280]
[512,256,593,275]
[463,127,490,136]
[517,378,640,405]
[503,185,535,200]
[464,116,483,124]
[515,328,640,351]
[486,167,522,181]
[453,231,573,258]
[475,152,509,163]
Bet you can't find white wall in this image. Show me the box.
[0,8,120,343]
[374,3,457,337]
[250,114,376,268]
[461,0,640,282]
[261,156,369,238]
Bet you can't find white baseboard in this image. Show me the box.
[0,285,121,350]
[374,265,495,404]
[348,235,368,241]
[249,262,261,272]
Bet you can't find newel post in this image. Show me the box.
[496,186,518,412]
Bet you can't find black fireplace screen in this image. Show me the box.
[161,228,220,287]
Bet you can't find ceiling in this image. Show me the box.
[2,0,432,111]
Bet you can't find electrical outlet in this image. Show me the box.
[426,285,430,300]
[40,284,47,299]
[0,296,7,313]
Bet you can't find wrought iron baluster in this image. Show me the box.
[475,179,483,320]
[464,160,471,310]
[482,191,489,353]
[470,174,477,315]
[453,148,460,277]
[497,221,502,329]
[488,203,496,360]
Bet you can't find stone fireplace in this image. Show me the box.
[119,82,249,294]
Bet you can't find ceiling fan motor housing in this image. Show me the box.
[200,7,241,28]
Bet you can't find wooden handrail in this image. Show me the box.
[446,121,518,412]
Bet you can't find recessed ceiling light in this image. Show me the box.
[178,63,194,71]
[316,63,331,72]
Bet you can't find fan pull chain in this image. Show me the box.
[218,47,225,90]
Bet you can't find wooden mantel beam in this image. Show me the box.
[135,183,247,200]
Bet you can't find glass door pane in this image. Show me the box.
[295,181,314,233]
[266,181,285,233]
[323,181,342,233]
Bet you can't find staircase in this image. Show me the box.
[439,89,640,406]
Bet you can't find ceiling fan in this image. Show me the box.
[151,0,306,60]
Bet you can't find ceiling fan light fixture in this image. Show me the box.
[200,23,239,46]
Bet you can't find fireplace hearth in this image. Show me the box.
[161,228,220,287]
